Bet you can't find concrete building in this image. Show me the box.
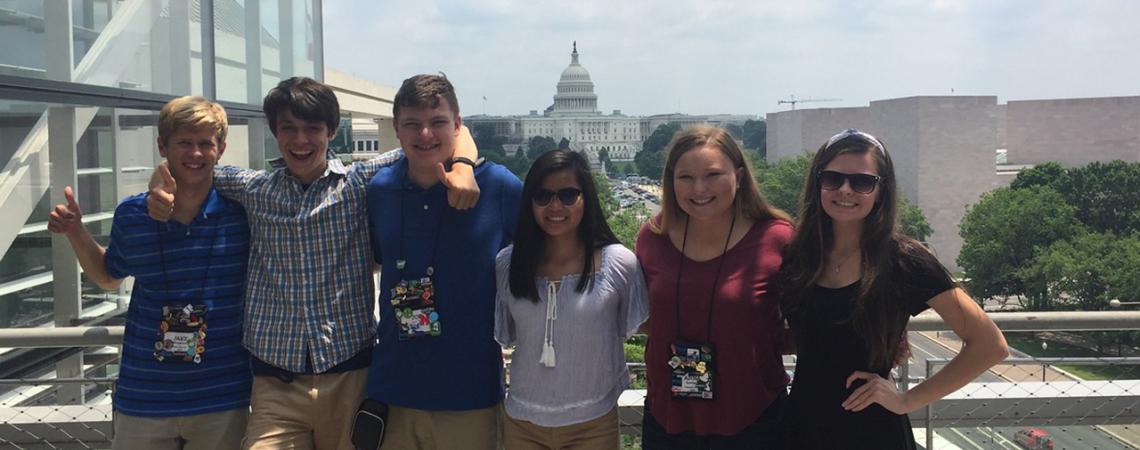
[325,68,399,153]
[766,94,1140,271]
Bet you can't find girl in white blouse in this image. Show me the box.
[495,149,649,450]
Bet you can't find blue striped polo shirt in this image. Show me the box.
[105,188,252,417]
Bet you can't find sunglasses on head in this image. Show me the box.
[825,128,886,155]
[532,187,583,207]
[818,170,881,194]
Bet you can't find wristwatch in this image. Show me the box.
[446,156,480,170]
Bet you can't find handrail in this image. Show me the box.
[909,310,1140,331]
[3,311,1140,349]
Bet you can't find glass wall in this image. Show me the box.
[0,0,320,338]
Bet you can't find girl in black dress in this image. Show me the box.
[779,129,1009,450]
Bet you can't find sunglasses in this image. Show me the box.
[532,187,583,207]
[825,128,886,155]
[818,170,881,194]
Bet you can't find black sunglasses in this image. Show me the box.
[818,170,881,194]
[533,187,583,207]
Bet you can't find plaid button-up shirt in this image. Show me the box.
[215,150,401,373]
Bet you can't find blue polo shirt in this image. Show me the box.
[365,160,522,411]
[106,188,251,417]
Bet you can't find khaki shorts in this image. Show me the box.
[380,402,501,450]
[502,406,618,450]
[242,368,368,450]
[113,408,248,450]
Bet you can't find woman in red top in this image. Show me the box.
[636,125,792,448]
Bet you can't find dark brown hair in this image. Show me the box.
[779,132,948,372]
[262,77,340,136]
[393,74,460,120]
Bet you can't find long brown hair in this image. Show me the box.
[779,131,942,372]
[651,125,789,234]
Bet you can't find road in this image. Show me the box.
[908,332,1136,449]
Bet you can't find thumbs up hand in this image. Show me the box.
[48,186,84,236]
[147,161,177,222]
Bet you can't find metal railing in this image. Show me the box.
[3,311,1140,449]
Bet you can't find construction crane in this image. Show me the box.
[777,95,842,110]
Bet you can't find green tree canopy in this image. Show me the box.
[635,150,664,179]
[742,119,767,158]
[898,196,933,242]
[756,153,812,217]
[958,186,1085,302]
[1054,161,1140,235]
[1009,161,1065,190]
[1020,232,1140,312]
[526,136,558,159]
[1008,160,1140,235]
[598,149,613,173]
[472,124,506,155]
[505,151,532,179]
[642,123,682,155]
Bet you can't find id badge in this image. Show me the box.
[155,304,207,363]
[668,341,715,400]
[391,277,442,340]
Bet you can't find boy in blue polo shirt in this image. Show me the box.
[48,96,251,450]
[365,74,522,450]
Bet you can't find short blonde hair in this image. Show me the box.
[158,96,228,146]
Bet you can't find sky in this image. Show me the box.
[323,0,1140,118]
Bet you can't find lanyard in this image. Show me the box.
[673,212,736,343]
[156,215,215,300]
[395,185,446,279]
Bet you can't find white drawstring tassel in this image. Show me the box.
[540,280,558,367]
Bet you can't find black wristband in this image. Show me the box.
[446,156,479,170]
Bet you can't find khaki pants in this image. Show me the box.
[242,368,368,450]
[380,403,500,450]
[502,406,618,450]
[113,408,248,450]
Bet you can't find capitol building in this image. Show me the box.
[464,43,753,162]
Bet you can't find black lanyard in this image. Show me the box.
[673,212,736,343]
[156,215,214,300]
[396,185,446,279]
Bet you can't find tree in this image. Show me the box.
[1052,161,1140,235]
[526,136,557,159]
[1021,232,1140,313]
[609,204,649,250]
[506,151,532,179]
[635,150,664,179]
[957,186,1084,305]
[1009,160,1140,236]
[594,174,648,249]
[756,153,812,216]
[898,196,933,242]
[598,149,613,173]
[642,123,681,155]
[1009,161,1065,190]
[724,123,744,140]
[743,119,767,159]
[472,124,505,154]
